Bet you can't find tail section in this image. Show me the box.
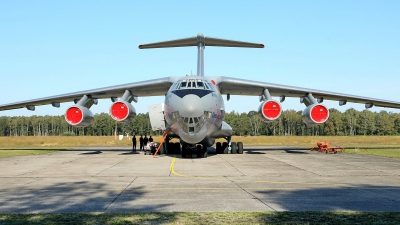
[138,33,264,76]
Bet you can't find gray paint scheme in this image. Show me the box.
[1,34,400,146]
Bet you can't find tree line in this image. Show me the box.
[1,108,400,137]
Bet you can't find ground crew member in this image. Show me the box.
[132,135,137,152]
[144,135,149,146]
[149,136,153,143]
[139,135,144,150]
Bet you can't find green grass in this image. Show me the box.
[0,212,399,225]
[0,150,58,158]
[344,148,400,159]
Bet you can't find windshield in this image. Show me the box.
[176,79,211,90]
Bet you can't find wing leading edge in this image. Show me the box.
[0,77,176,111]
[216,76,400,109]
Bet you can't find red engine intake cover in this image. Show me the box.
[302,104,329,125]
[65,105,94,127]
[311,105,329,123]
[110,101,136,122]
[258,100,282,122]
[65,106,83,125]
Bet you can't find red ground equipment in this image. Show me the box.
[311,141,344,154]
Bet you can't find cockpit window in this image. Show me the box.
[180,81,187,89]
[174,82,180,90]
[197,80,204,89]
[177,79,213,90]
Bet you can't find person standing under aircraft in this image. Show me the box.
[132,135,137,152]
[144,135,149,146]
[139,135,144,151]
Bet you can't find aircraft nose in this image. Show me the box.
[179,95,203,117]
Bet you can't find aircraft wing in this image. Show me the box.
[0,77,175,111]
[217,76,400,109]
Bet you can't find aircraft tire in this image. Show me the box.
[181,144,186,158]
[231,142,237,154]
[237,142,243,154]
[216,142,221,154]
[175,143,181,154]
[159,144,164,155]
[222,142,228,154]
[197,145,202,158]
[203,144,208,158]
[167,143,173,154]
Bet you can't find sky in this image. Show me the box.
[0,1,399,117]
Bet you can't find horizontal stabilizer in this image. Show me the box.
[139,34,264,49]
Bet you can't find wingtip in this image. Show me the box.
[260,44,265,48]
[138,44,143,49]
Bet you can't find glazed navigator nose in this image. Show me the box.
[178,94,203,117]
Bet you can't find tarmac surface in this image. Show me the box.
[0,146,399,213]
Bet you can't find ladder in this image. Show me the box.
[153,128,172,158]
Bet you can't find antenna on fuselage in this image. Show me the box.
[138,34,264,77]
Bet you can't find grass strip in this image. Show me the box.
[344,148,400,159]
[0,212,399,225]
[0,150,58,158]
[2,136,400,148]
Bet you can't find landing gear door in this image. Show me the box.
[148,103,166,131]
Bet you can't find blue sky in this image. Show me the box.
[0,1,399,117]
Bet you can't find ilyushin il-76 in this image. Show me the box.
[1,34,400,158]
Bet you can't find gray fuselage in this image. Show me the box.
[164,75,228,146]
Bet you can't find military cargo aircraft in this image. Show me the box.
[1,34,400,158]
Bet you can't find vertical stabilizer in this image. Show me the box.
[196,34,205,76]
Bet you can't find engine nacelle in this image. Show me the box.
[65,105,94,127]
[302,104,329,125]
[109,101,136,122]
[258,100,282,122]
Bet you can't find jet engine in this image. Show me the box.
[65,105,94,127]
[258,100,282,122]
[302,104,329,125]
[109,101,136,122]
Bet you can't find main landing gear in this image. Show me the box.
[163,139,208,158]
[215,136,243,154]
[181,144,208,158]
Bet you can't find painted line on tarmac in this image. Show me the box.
[169,155,342,186]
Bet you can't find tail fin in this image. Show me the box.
[138,33,264,77]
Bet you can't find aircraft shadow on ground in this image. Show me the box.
[79,151,103,155]
[0,181,172,214]
[254,184,400,211]
[72,147,310,158]
[0,182,399,215]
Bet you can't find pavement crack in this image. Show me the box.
[224,176,276,212]
[103,176,137,212]
[18,158,82,176]
[92,158,130,177]
[263,155,321,176]
[218,155,246,176]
